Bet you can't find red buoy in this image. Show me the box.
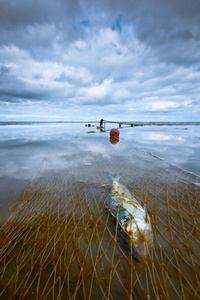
[109,137,119,144]
[110,128,120,137]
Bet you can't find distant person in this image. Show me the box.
[100,119,104,127]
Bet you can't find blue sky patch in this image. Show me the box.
[80,19,90,27]
[112,15,123,32]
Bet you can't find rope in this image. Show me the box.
[0,140,199,299]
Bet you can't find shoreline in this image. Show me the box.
[1,121,200,126]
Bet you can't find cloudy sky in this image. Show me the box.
[0,0,200,121]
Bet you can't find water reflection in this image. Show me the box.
[0,122,200,222]
[109,137,119,144]
[0,123,88,221]
[0,123,199,299]
[144,132,185,142]
[120,125,200,176]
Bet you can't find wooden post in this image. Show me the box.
[100,119,104,127]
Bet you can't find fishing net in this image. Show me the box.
[0,137,199,300]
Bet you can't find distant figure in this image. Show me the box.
[100,119,104,127]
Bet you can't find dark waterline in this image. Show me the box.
[1,121,200,126]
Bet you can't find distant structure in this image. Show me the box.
[100,119,134,128]
[100,119,104,127]
[100,120,200,127]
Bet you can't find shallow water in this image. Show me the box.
[0,122,200,299]
[120,124,200,176]
[0,122,200,222]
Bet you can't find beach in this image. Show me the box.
[0,122,200,223]
[0,122,199,299]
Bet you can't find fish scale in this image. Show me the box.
[107,177,154,258]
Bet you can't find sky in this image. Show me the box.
[0,0,200,122]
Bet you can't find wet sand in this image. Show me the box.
[0,123,200,299]
[0,133,200,299]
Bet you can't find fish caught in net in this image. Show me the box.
[0,141,199,299]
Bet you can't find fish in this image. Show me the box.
[106,174,154,259]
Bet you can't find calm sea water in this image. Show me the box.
[0,122,200,221]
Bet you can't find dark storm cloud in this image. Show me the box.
[132,0,200,66]
[1,0,199,64]
[0,64,10,74]
[0,0,200,121]
[0,0,86,50]
[92,0,200,66]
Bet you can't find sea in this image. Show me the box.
[0,121,200,222]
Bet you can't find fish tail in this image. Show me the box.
[103,171,123,181]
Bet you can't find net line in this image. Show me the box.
[0,139,200,300]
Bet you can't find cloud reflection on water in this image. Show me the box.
[0,123,200,222]
[120,125,200,176]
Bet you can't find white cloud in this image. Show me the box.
[0,0,200,121]
[148,101,180,111]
